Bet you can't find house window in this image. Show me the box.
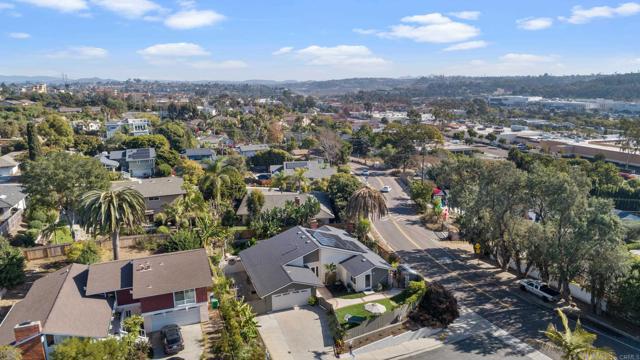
[350,276,356,284]
[148,197,160,201]
[174,289,196,306]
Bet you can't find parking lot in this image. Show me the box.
[150,323,203,360]
[257,306,334,360]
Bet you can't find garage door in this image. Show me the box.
[271,288,311,312]
[149,306,201,332]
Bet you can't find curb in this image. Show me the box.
[565,311,640,343]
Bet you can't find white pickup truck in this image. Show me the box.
[518,279,560,302]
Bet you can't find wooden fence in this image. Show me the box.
[344,304,412,340]
[22,233,169,261]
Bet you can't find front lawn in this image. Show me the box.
[335,299,398,327]
[338,292,367,300]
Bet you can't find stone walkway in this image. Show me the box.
[322,289,403,309]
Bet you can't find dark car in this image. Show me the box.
[161,324,184,355]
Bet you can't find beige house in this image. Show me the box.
[111,177,186,218]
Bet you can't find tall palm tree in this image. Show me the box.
[78,188,146,260]
[544,309,616,360]
[200,157,234,206]
[291,168,308,192]
[346,185,388,221]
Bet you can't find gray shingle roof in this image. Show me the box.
[239,226,320,297]
[238,144,269,153]
[132,248,212,299]
[270,160,337,180]
[236,188,334,219]
[340,255,377,277]
[85,259,133,296]
[185,148,215,157]
[111,177,186,198]
[0,184,25,209]
[0,264,114,345]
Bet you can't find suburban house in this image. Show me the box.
[236,187,334,225]
[97,148,156,178]
[0,249,212,360]
[111,176,186,218]
[237,226,392,313]
[183,148,216,163]
[72,120,102,132]
[237,144,270,158]
[0,184,26,235]
[105,118,150,139]
[269,159,337,180]
[198,134,233,148]
[0,155,19,177]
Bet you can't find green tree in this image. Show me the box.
[78,188,146,260]
[162,228,203,252]
[0,238,25,289]
[156,121,196,152]
[22,152,110,239]
[199,157,234,205]
[74,135,104,156]
[346,186,388,221]
[123,134,170,150]
[0,345,21,360]
[247,190,265,217]
[249,149,292,168]
[544,309,616,360]
[37,115,74,149]
[354,217,371,242]
[291,168,308,192]
[26,122,41,161]
[176,158,205,185]
[327,173,362,220]
[66,240,102,264]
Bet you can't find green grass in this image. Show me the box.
[338,292,367,300]
[51,227,73,245]
[229,226,249,231]
[334,299,398,326]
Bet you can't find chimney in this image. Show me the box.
[14,321,46,360]
[14,321,41,342]
[294,196,301,206]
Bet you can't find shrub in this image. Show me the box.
[0,238,25,288]
[410,281,459,328]
[28,220,44,230]
[0,345,22,360]
[156,163,173,177]
[13,229,40,247]
[27,209,48,223]
[161,229,202,253]
[156,225,170,235]
[307,295,318,306]
[67,241,102,265]
[153,212,167,226]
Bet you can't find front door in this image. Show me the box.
[365,274,371,289]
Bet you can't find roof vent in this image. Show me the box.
[361,258,367,262]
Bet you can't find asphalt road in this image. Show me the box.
[350,162,640,359]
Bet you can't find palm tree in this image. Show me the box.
[271,171,291,192]
[291,168,308,192]
[346,185,388,221]
[200,157,234,206]
[78,188,146,260]
[544,309,616,360]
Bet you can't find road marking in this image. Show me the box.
[367,172,640,353]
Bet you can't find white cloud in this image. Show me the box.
[189,60,248,69]
[560,2,640,24]
[90,0,162,18]
[138,42,210,57]
[500,53,554,63]
[18,0,87,12]
[449,11,481,20]
[272,46,293,55]
[164,9,224,29]
[295,45,387,66]
[517,17,553,30]
[0,2,15,10]
[9,32,31,39]
[47,46,108,59]
[377,13,480,43]
[443,40,488,51]
[353,28,378,35]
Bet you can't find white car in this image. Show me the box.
[361,169,369,176]
[381,185,391,193]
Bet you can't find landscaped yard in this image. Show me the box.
[338,292,367,300]
[335,299,398,327]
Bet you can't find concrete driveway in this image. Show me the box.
[257,306,334,360]
[150,323,203,360]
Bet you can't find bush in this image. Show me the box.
[0,238,25,288]
[627,242,640,251]
[156,163,173,177]
[161,229,203,253]
[28,220,44,230]
[13,229,40,247]
[153,212,167,226]
[27,209,48,223]
[0,345,22,360]
[66,241,102,265]
[156,225,170,235]
[307,295,318,306]
[409,281,459,328]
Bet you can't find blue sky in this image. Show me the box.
[1,0,640,81]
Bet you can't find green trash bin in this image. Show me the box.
[210,297,219,309]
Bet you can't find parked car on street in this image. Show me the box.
[161,324,184,355]
[381,185,391,193]
[518,279,560,302]
[361,169,369,176]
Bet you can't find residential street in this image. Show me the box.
[350,162,640,359]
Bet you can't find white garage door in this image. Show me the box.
[271,288,311,312]
[149,306,201,332]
